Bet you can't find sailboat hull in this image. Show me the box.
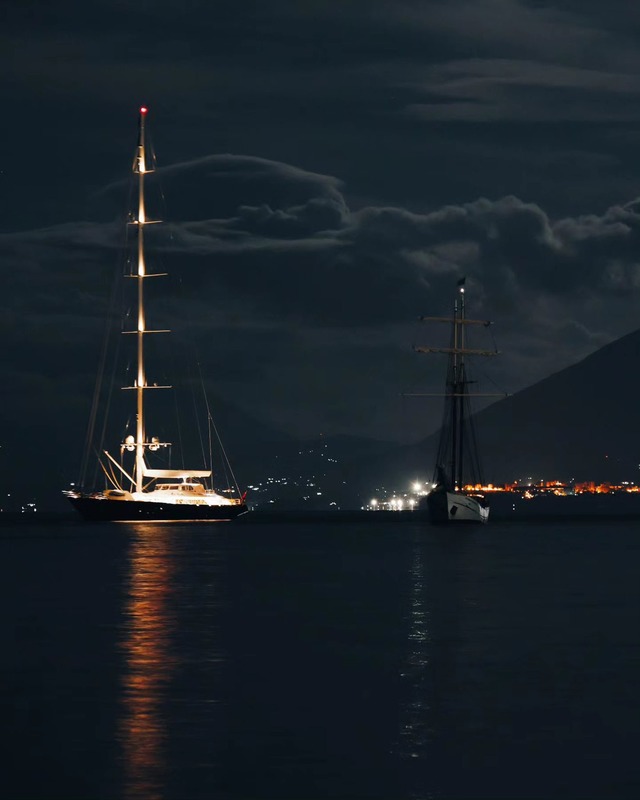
[67,495,248,522]
[426,488,489,524]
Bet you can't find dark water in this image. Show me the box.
[2,517,640,799]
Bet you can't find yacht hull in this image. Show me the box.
[426,488,489,524]
[67,495,248,522]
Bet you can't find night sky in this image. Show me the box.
[4,0,640,492]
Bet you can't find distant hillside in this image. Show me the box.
[325,328,640,505]
[479,327,640,483]
[6,328,640,511]
[0,387,394,511]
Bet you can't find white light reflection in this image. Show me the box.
[394,536,438,799]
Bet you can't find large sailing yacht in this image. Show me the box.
[415,278,498,524]
[65,108,247,522]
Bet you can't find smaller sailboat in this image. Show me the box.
[414,278,499,524]
[65,107,247,522]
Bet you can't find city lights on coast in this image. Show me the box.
[365,479,428,511]
[364,477,640,511]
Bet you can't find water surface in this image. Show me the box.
[1,517,639,799]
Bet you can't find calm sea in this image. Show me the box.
[1,516,640,800]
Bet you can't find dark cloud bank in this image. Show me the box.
[2,153,640,449]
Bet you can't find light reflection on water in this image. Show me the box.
[116,524,230,800]
[395,532,438,800]
[119,525,177,800]
[4,519,640,799]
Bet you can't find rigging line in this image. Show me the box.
[172,382,185,471]
[153,143,169,228]
[82,207,131,489]
[482,370,510,396]
[106,460,121,491]
[488,322,499,354]
[196,360,228,479]
[94,271,126,487]
[149,136,172,282]
[187,354,209,472]
[157,153,243,495]
[169,234,213,454]
[473,321,508,395]
[219,434,233,494]
[80,275,115,487]
[88,171,136,486]
[208,397,214,490]
[217,438,233,494]
[471,352,509,397]
[99,459,115,490]
[203,389,216,493]
[145,191,209,480]
[122,446,134,493]
[164,334,185,470]
[198,361,243,497]
[209,412,242,496]
[91,447,109,490]
[94,446,120,491]
[182,269,244,495]
[466,401,484,486]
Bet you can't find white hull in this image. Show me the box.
[427,488,489,524]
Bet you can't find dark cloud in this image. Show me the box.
[4,0,640,479]
[5,0,640,234]
[3,151,640,442]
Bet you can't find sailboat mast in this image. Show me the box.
[134,107,149,493]
[414,278,500,498]
[457,282,466,491]
[450,294,459,489]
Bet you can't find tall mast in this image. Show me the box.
[134,107,149,493]
[412,278,501,490]
[456,281,466,490]
[450,293,459,488]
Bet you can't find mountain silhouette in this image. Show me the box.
[479,327,640,484]
[325,327,640,505]
[4,328,639,511]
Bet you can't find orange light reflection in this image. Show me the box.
[119,525,175,800]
